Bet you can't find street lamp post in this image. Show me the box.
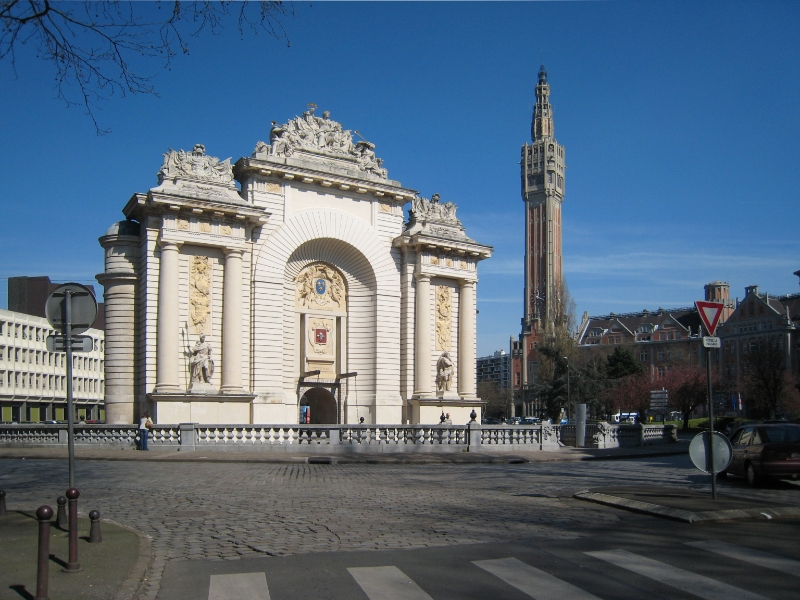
[563,356,571,421]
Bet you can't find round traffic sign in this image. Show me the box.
[689,431,732,474]
[45,283,98,335]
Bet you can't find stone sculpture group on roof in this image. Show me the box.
[257,105,388,178]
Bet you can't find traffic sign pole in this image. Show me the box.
[706,343,716,500]
[65,290,75,489]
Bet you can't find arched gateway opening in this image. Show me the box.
[299,387,338,424]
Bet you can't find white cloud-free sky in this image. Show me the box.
[1,2,798,357]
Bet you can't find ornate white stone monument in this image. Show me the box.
[97,106,492,425]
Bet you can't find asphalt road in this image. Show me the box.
[159,514,800,600]
[1,454,798,599]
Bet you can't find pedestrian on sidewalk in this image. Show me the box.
[138,412,153,450]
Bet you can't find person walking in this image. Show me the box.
[138,412,153,450]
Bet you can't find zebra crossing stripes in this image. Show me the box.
[473,557,602,600]
[208,572,270,600]
[347,566,435,600]
[586,549,770,600]
[685,540,800,577]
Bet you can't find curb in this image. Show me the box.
[573,490,800,523]
[104,519,153,600]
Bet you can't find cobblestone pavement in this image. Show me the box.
[1,454,797,599]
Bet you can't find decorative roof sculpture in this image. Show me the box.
[408,193,462,227]
[253,105,388,179]
[158,144,234,186]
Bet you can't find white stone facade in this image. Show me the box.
[0,309,105,421]
[98,110,491,425]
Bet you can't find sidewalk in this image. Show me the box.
[0,441,689,464]
[575,484,800,524]
[0,511,147,600]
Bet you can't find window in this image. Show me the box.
[640,351,648,362]
[657,349,665,360]
[657,366,666,378]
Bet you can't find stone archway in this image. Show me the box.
[300,387,338,424]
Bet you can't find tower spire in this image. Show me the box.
[532,64,554,140]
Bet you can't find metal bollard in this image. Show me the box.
[88,510,102,543]
[35,505,53,600]
[63,488,81,572]
[56,496,68,530]
[0,490,6,516]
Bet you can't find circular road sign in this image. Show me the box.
[45,283,98,335]
[689,431,732,474]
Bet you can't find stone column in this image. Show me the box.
[458,280,476,397]
[413,273,431,396]
[96,271,138,423]
[220,248,244,393]
[155,240,181,393]
[97,224,140,424]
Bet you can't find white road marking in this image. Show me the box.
[686,540,800,578]
[208,572,270,600]
[347,566,434,600]
[473,557,601,600]
[586,549,770,600]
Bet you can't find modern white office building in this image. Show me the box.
[0,308,105,422]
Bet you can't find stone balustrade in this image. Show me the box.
[0,422,677,452]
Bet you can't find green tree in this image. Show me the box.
[606,346,645,379]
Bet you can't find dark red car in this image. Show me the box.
[722,424,800,485]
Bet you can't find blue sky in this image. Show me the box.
[1,1,798,357]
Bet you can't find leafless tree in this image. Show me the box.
[743,336,798,418]
[478,380,511,419]
[1,1,292,133]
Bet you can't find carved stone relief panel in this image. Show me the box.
[189,255,212,335]
[199,221,212,233]
[220,224,232,236]
[435,285,451,351]
[177,218,190,230]
[295,263,346,312]
[430,255,439,266]
[265,181,282,193]
[379,202,392,213]
[305,316,336,378]
[446,258,454,268]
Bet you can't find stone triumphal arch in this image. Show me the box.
[98,108,492,425]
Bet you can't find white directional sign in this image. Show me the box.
[46,334,94,353]
[702,336,721,348]
[695,301,724,337]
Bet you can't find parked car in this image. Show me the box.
[481,418,502,425]
[521,417,541,425]
[506,417,522,425]
[722,424,800,485]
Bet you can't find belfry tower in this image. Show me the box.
[513,65,566,414]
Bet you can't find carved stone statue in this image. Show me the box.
[159,144,234,185]
[436,351,454,392]
[409,194,462,227]
[252,108,389,178]
[190,334,215,384]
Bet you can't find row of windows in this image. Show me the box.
[0,371,104,394]
[0,347,103,371]
[735,321,774,334]
[0,321,104,351]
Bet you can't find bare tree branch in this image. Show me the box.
[1,1,292,134]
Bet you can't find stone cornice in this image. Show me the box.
[394,232,493,260]
[123,191,269,226]
[235,157,418,205]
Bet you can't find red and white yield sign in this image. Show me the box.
[695,301,724,336]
